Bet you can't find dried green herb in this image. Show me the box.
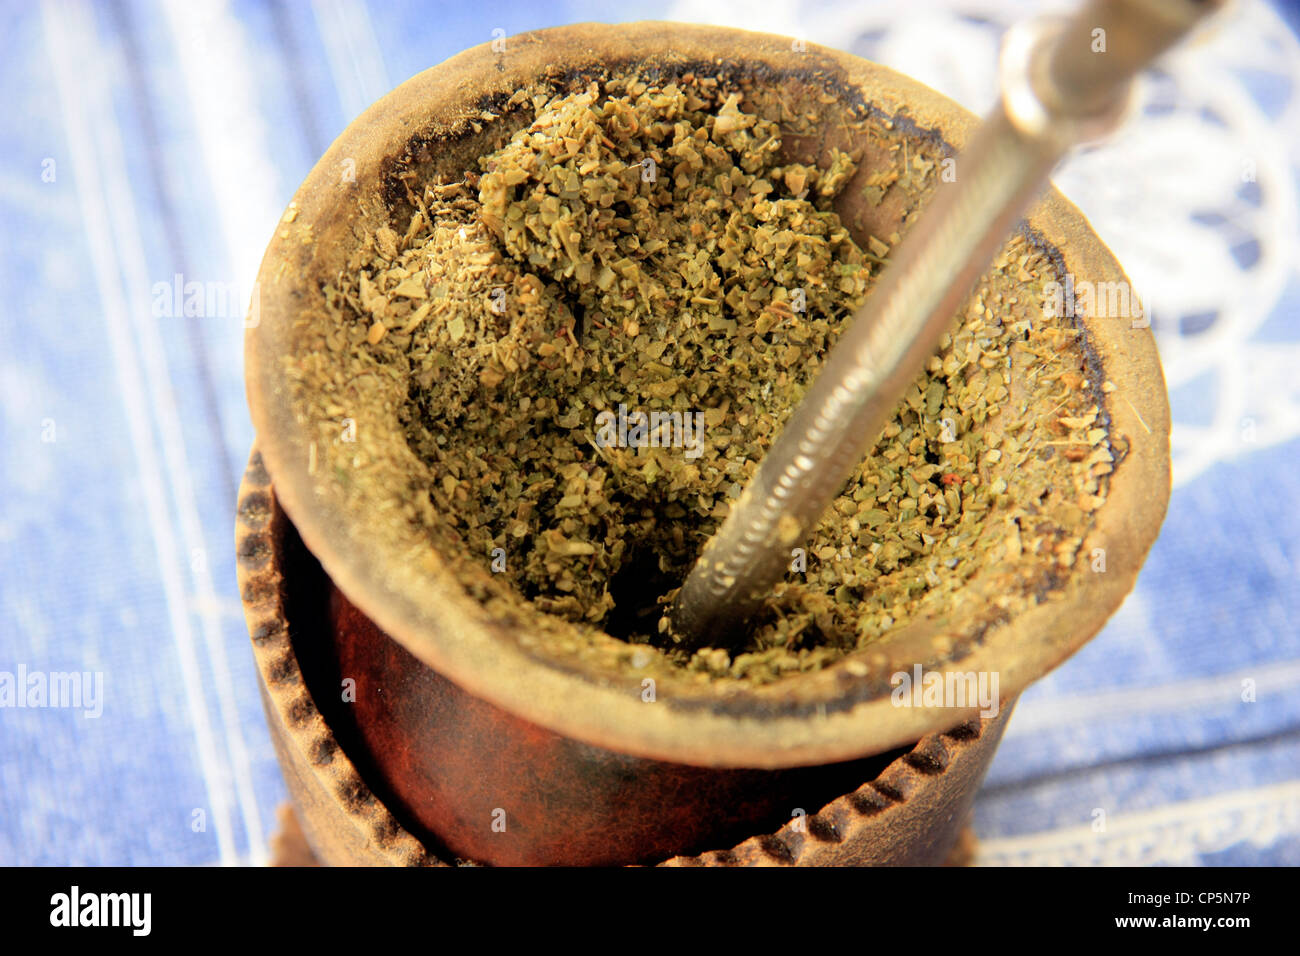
[285,71,1113,688]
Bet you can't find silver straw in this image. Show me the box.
[669,0,1223,650]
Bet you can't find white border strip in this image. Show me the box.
[311,0,391,123]
[111,0,269,864]
[977,779,1300,865]
[42,0,239,865]
[1005,659,1300,739]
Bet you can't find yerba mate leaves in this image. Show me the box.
[285,72,1112,686]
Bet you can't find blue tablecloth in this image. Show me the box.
[2,0,1297,865]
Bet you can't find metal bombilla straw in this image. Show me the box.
[669,0,1225,651]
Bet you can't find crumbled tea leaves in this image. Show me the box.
[285,71,1114,688]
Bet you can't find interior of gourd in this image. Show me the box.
[281,60,1116,700]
